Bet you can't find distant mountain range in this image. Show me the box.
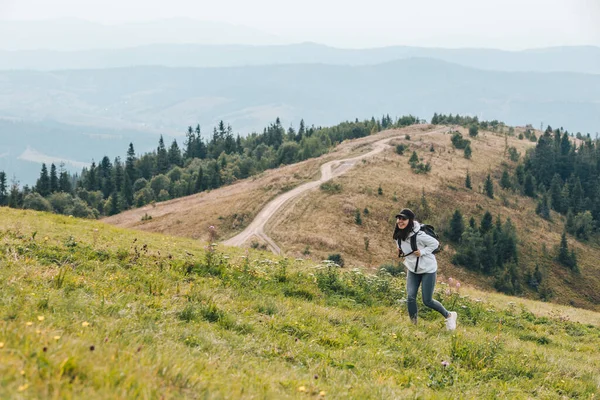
[1,58,599,134]
[2,40,600,186]
[1,42,600,74]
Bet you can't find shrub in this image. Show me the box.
[355,209,362,225]
[451,132,470,149]
[327,253,345,267]
[320,182,342,194]
[23,193,52,212]
[468,125,479,137]
[395,144,406,155]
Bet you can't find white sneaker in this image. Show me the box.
[445,311,457,331]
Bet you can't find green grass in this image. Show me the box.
[1,208,599,399]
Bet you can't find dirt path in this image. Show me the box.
[222,135,400,253]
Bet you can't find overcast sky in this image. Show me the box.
[1,0,599,49]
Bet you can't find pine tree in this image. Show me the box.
[168,139,183,167]
[99,156,114,199]
[570,177,584,213]
[108,191,120,216]
[184,126,196,159]
[465,170,472,189]
[113,158,124,197]
[8,179,21,208]
[469,217,476,229]
[0,171,7,205]
[549,173,564,212]
[524,173,536,197]
[464,143,472,159]
[156,135,169,174]
[36,163,50,196]
[468,125,479,137]
[448,209,464,242]
[125,143,137,182]
[57,163,72,193]
[409,151,419,165]
[480,211,493,234]
[557,231,577,270]
[297,119,306,141]
[49,163,58,193]
[484,174,494,199]
[535,193,551,220]
[121,172,133,208]
[500,169,512,190]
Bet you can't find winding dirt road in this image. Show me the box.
[222,135,397,253]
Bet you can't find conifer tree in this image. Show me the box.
[500,169,512,190]
[557,231,577,271]
[86,161,98,191]
[480,211,493,234]
[469,216,476,229]
[99,156,114,199]
[536,193,551,220]
[184,126,196,159]
[113,158,124,196]
[524,173,536,197]
[121,172,133,208]
[49,163,58,193]
[465,170,472,189]
[464,143,472,159]
[36,163,50,196]
[58,163,72,193]
[156,135,169,174]
[8,179,21,208]
[125,143,137,182]
[448,209,464,242]
[549,173,563,212]
[484,174,494,199]
[168,139,183,167]
[469,125,479,137]
[409,151,419,165]
[0,171,7,205]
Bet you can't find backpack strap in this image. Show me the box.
[411,230,421,273]
[410,234,418,252]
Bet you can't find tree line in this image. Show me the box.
[0,115,420,218]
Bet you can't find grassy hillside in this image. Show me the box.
[1,207,600,398]
[107,125,600,312]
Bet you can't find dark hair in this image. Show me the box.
[393,219,415,242]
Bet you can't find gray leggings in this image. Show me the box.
[406,270,449,320]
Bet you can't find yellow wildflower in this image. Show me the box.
[37,316,45,321]
[82,321,90,327]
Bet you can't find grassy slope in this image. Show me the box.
[1,207,599,399]
[106,125,600,311]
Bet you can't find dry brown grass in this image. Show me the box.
[104,124,600,311]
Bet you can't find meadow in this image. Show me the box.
[1,207,599,399]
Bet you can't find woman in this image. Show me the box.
[393,208,457,330]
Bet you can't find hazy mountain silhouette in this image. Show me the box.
[2,58,599,185]
[1,42,599,74]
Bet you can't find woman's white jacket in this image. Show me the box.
[395,221,439,274]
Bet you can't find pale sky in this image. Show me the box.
[1,0,599,49]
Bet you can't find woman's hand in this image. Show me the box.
[413,249,421,257]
